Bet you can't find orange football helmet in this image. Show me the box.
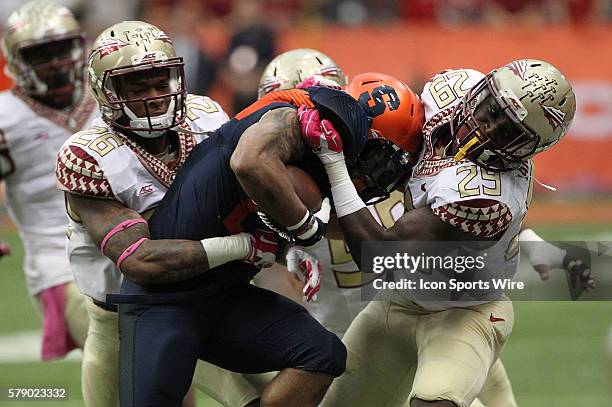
[345,72,424,203]
[345,72,424,155]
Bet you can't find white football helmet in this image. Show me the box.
[1,0,85,102]
[258,48,347,98]
[88,21,186,138]
[452,59,576,171]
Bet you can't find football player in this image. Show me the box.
[308,60,582,407]
[257,51,525,407]
[109,78,378,404]
[0,0,94,362]
[54,20,266,407]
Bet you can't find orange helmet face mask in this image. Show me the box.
[345,72,425,204]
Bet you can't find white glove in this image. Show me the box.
[286,247,322,303]
[519,228,565,280]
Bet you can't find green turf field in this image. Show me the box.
[1,225,611,406]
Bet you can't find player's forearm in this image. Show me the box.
[120,239,209,285]
[121,234,252,285]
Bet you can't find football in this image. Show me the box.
[286,165,323,212]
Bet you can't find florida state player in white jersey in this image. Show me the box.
[55,21,281,407]
[310,61,578,407]
[0,0,95,361]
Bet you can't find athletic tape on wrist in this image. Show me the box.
[287,211,319,240]
[201,234,250,269]
[332,182,366,218]
[519,228,565,268]
[101,219,147,255]
[287,211,311,231]
[116,237,148,273]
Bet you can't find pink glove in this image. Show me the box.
[297,105,344,165]
[296,75,344,91]
[0,242,10,259]
[286,247,322,302]
[243,229,278,268]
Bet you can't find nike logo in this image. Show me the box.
[259,235,278,246]
[489,313,505,322]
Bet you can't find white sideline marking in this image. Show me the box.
[0,330,81,363]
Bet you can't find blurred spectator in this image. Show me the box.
[220,0,277,113]
[139,0,218,95]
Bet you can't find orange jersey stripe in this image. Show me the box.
[235,89,314,120]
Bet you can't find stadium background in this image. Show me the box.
[0,0,611,405]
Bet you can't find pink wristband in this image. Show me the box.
[116,237,148,273]
[100,219,147,255]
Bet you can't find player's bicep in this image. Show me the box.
[232,107,301,169]
[66,193,149,260]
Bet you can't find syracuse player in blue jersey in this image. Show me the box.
[114,86,370,407]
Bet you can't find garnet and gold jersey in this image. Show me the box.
[56,94,228,302]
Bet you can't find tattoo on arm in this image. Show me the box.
[251,107,304,163]
[67,192,209,284]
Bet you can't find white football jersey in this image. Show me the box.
[403,68,533,310]
[0,89,98,295]
[305,191,405,337]
[56,95,229,302]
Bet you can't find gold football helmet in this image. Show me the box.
[1,0,85,102]
[452,59,576,171]
[88,21,186,138]
[258,48,347,98]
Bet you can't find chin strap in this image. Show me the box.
[454,135,479,161]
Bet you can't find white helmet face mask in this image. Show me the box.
[104,64,184,138]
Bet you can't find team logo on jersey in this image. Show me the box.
[96,39,128,59]
[507,60,529,80]
[541,104,566,130]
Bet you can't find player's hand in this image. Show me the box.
[297,105,345,165]
[296,75,344,91]
[243,229,278,268]
[286,247,322,302]
[520,229,566,281]
[563,254,595,291]
[0,241,10,259]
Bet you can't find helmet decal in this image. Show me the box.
[155,31,173,45]
[96,39,128,59]
[507,60,529,80]
[541,104,567,131]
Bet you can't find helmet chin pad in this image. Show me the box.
[123,98,177,138]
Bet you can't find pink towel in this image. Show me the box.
[40,284,78,361]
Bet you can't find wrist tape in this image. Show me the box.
[201,234,250,269]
